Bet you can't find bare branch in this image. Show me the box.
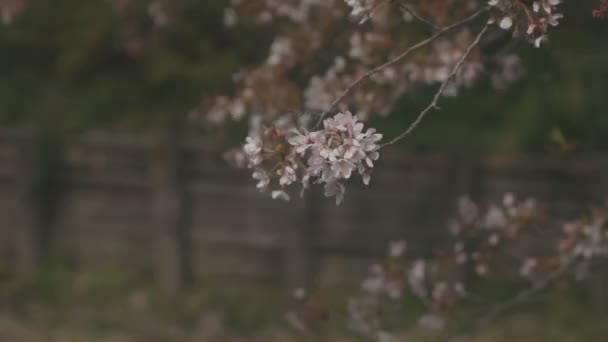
[362,0,391,23]
[382,22,490,147]
[313,7,488,129]
[445,255,579,342]
[398,1,441,31]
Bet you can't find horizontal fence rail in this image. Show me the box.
[0,129,607,292]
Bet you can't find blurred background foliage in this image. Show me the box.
[0,0,606,152]
[1,2,608,340]
[0,0,269,130]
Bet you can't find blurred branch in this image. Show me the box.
[313,7,489,128]
[369,0,391,17]
[382,22,490,146]
[445,255,579,342]
[397,1,441,31]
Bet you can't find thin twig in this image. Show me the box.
[313,7,488,129]
[382,23,490,147]
[398,1,441,31]
[445,256,579,342]
[365,0,391,20]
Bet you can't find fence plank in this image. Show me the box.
[282,191,318,291]
[149,131,187,294]
[14,135,41,280]
[1,129,607,289]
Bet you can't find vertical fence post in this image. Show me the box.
[14,128,63,281]
[283,191,319,291]
[149,130,186,294]
[15,135,40,280]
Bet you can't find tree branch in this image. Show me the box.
[368,0,391,19]
[445,255,579,342]
[398,1,441,31]
[382,22,490,147]
[313,7,489,129]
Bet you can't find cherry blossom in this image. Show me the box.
[594,0,608,18]
[0,0,25,25]
[243,111,381,204]
[286,194,608,339]
[344,0,369,18]
[488,0,564,47]
[520,257,539,277]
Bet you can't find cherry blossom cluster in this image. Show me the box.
[223,0,337,27]
[286,194,608,339]
[352,241,468,335]
[243,125,299,202]
[243,111,381,204]
[0,0,25,25]
[196,0,516,128]
[344,0,381,23]
[303,27,491,121]
[449,195,608,284]
[344,0,370,17]
[447,193,542,277]
[557,207,608,261]
[488,0,564,47]
[218,0,570,202]
[594,0,608,18]
[405,29,484,97]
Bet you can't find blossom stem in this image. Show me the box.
[313,6,489,129]
[444,255,579,342]
[397,1,441,31]
[382,22,491,147]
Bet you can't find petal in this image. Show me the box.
[271,190,291,201]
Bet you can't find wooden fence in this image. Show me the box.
[0,128,607,293]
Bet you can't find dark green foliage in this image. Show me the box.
[0,1,607,152]
[0,0,264,130]
[379,19,608,154]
